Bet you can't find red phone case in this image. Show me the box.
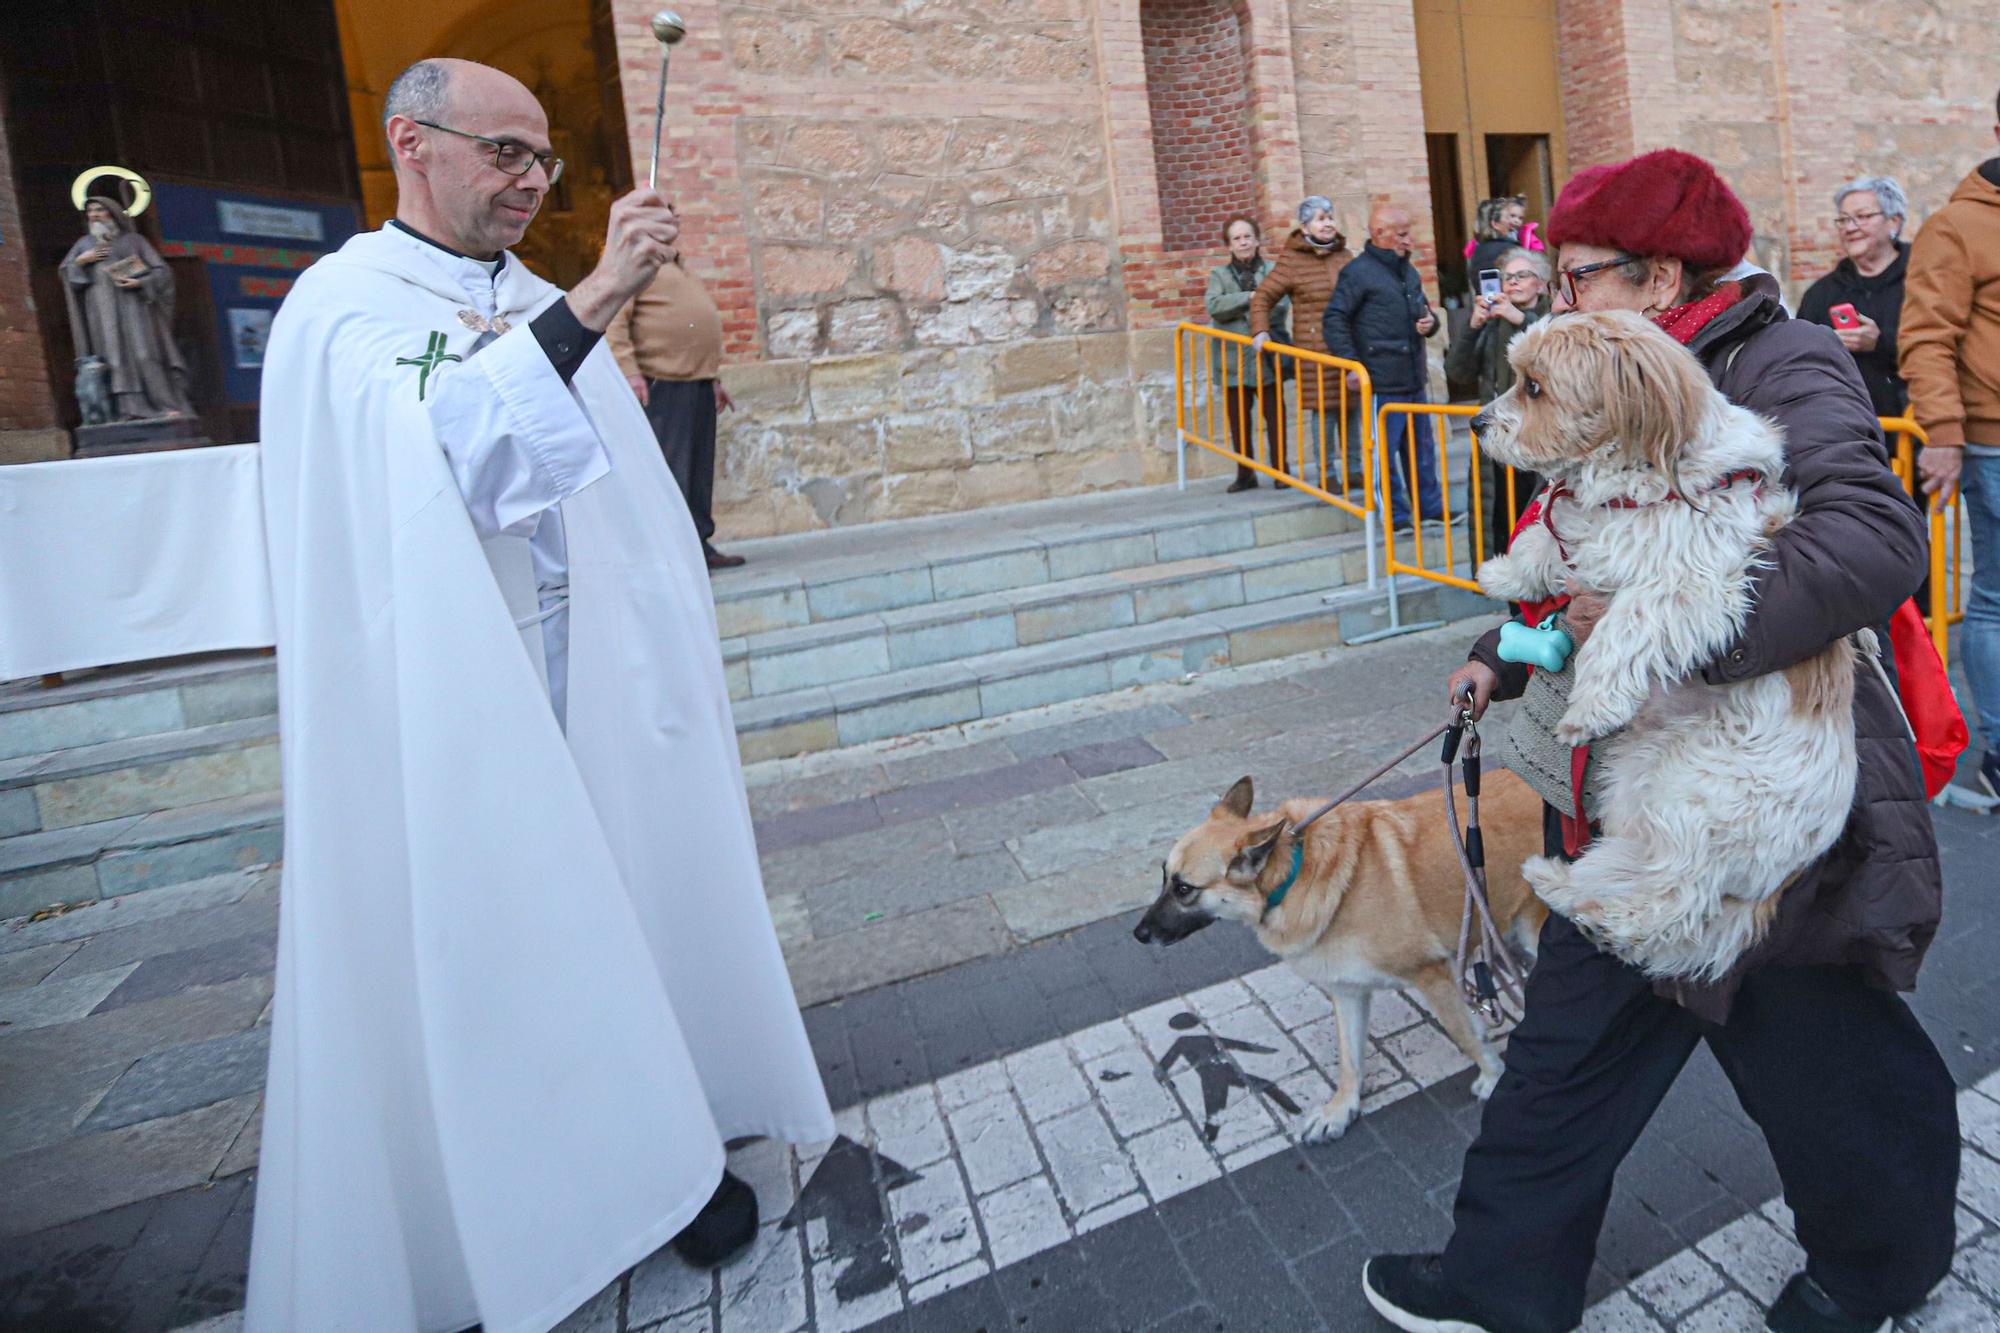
[1829,303,1860,330]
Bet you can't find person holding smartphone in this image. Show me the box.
[1445,247,1550,555]
[1797,175,1911,417]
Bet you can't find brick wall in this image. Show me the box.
[1102,0,1310,331]
[1140,0,1258,252]
[0,83,63,460]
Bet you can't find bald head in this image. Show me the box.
[384,59,544,142]
[1369,204,1415,258]
[384,59,551,259]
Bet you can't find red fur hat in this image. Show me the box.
[1544,149,1753,271]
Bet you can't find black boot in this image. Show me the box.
[1228,467,1259,493]
[1765,1274,1891,1333]
[670,1170,758,1268]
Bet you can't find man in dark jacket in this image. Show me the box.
[1363,150,1957,1333]
[1322,204,1444,528]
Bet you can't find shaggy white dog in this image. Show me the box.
[1472,309,1859,982]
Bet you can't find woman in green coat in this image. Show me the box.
[1206,215,1290,492]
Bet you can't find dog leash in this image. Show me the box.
[1281,701,1528,1031]
[1440,700,1528,1030]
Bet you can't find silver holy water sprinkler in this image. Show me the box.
[647,10,687,189]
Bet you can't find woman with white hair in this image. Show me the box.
[1445,245,1550,555]
[1798,175,1912,416]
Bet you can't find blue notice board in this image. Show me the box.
[152,184,360,405]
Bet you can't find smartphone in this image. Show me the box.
[1829,302,1861,330]
[1478,269,1503,299]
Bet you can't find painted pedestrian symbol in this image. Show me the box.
[780,1135,921,1302]
[1156,1010,1301,1142]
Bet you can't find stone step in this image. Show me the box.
[733,575,1491,761]
[0,790,283,922]
[722,529,1376,701]
[0,716,280,837]
[0,654,277,763]
[710,483,1362,639]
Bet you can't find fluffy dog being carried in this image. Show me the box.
[1473,308,1861,982]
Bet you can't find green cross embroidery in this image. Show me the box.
[395,331,463,401]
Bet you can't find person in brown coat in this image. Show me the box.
[607,252,742,570]
[1249,195,1351,485]
[1899,94,2000,800]
[1364,150,1957,1333]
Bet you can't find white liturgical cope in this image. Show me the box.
[245,226,833,1333]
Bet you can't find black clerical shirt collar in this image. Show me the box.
[388,219,506,278]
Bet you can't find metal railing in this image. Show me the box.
[1882,416,1965,663]
[1374,401,1489,594]
[1173,332,1968,662]
[1174,323,1382,587]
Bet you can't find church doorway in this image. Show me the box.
[1411,0,1567,301]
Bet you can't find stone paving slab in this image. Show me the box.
[0,1094,256,1239]
[0,868,266,956]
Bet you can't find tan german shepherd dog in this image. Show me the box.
[1134,769,1547,1141]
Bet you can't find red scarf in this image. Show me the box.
[1650,281,1744,345]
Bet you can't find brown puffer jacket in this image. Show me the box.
[1249,228,1349,356]
[1471,273,1940,1023]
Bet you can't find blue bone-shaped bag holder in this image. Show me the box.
[1497,617,1574,672]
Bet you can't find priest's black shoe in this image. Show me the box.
[1361,1254,1496,1332]
[1227,472,1259,492]
[1765,1274,1890,1333]
[670,1170,758,1268]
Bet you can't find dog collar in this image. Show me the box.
[1602,468,1764,510]
[1263,841,1304,917]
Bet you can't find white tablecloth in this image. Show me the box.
[0,445,275,680]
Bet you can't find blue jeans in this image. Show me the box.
[1297,401,1368,489]
[1960,453,2000,755]
[1378,394,1445,526]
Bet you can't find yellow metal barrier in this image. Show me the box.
[1882,415,1965,663]
[1174,323,1379,521]
[1371,401,1497,594]
[1173,340,1968,661]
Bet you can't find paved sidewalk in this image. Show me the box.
[750,626,1492,1007]
[3,625,1998,1331]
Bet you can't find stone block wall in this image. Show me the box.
[584,0,2000,540]
[604,0,1195,537]
[713,327,1235,537]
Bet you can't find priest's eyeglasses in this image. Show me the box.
[414,121,564,186]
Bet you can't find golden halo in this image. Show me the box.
[71,165,152,217]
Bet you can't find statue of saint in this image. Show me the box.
[60,196,193,420]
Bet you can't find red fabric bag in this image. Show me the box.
[1888,597,1968,798]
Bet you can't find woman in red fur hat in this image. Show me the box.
[1364,150,1961,1333]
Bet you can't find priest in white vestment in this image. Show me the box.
[248,59,833,1333]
